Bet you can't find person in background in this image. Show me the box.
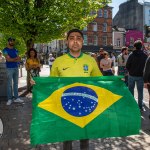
[100,51,113,76]
[25,48,41,92]
[143,55,150,118]
[110,52,116,67]
[97,48,104,74]
[91,53,97,62]
[110,52,116,75]
[117,47,129,85]
[48,53,55,71]
[51,29,102,150]
[2,37,24,105]
[0,51,6,63]
[126,40,147,111]
[40,54,44,68]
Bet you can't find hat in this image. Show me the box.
[8,37,15,42]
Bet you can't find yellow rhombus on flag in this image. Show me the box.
[38,82,122,128]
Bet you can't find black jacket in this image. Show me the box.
[143,57,150,83]
[126,50,147,77]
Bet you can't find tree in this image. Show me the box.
[0,0,110,48]
[0,0,110,90]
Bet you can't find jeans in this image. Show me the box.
[103,70,113,76]
[128,75,144,109]
[7,68,19,100]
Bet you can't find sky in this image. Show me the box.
[109,0,150,17]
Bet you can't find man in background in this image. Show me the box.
[97,48,104,74]
[3,37,23,105]
[126,40,147,111]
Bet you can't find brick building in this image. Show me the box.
[82,5,113,53]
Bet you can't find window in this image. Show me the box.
[149,20,150,26]
[130,37,134,46]
[89,10,97,16]
[116,38,121,47]
[93,10,97,15]
[83,35,87,45]
[98,9,103,17]
[93,22,97,31]
[88,36,93,45]
[149,10,150,16]
[103,23,107,32]
[93,35,98,46]
[104,10,108,18]
[102,36,107,46]
[83,26,87,31]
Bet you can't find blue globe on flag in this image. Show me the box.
[61,86,98,117]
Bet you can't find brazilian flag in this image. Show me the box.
[30,76,140,145]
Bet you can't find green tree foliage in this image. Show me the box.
[0,0,111,91]
[0,0,110,52]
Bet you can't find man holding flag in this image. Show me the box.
[50,29,102,150]
[30,29,140,149]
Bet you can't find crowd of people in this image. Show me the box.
[0,29,150,149]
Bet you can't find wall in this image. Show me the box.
[125,30,143,47]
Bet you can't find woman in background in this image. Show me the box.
[25,48,41,91]
[100,51,113,76]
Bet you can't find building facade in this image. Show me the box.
[113,0,143,32]
[143,2,150,42]
[125,30,144,47]
[112,27,126,52]
[82,5,113,52]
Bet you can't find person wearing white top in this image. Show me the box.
[48,54,55,71]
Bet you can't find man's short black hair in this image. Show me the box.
[134,40,143,50]
[121,46,128,53]
[8,37,15,42]
[67,29,83,40]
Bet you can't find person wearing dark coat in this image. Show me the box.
[143,56,150,118]
[126,40,147,111]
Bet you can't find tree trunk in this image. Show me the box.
[26,39,34,91]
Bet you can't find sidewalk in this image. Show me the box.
[0,65,150,150]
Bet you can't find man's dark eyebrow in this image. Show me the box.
[69,35,82,38]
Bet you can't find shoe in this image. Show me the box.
[6,99,12,105]
[14,98,24,103]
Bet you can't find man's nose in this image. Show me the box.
[74,39,77,43]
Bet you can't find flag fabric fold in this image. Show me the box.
[30,76,140,145]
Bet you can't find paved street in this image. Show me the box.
[0,65,150,150]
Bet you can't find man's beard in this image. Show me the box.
[9,43,14,46]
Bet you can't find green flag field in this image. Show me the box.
[30,76,141,145]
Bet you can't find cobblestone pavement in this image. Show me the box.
[0,66,150,150]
